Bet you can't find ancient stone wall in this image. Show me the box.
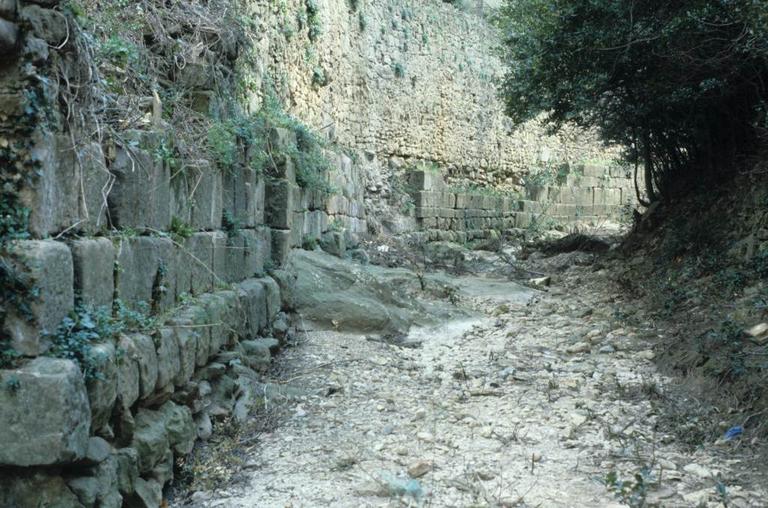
[249,0,617,188]
[408,163,638,244]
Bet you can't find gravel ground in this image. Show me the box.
[179,256,768,508]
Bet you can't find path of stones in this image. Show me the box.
[187,260,767,507]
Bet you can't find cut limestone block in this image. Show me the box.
[223,166,260,228]
[3,240,73,355]
[265,179,296,229]
[114,236,175,312]
[71,237,115,308]
[107,131,171,231]
[0,358,90,466]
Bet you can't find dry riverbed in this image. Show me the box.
[175,251,767,507]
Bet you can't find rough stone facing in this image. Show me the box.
[3,240,74,355]
[0,358,91,466]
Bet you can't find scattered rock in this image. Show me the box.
[565,342,591,354]
[407,460,433,478]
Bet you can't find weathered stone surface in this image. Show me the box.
[157,401,195,455]
[0,473,85,508]
[20,4,66,46]
[178,232,216,296]
[166,304,211,367]
[114,236,174,311]
[0,17,18,54]
[149,447,174,485]
[125,477,162,508]
[115,447,139,496]
[0,0,17,18]
[71,238,115,308]
[131,408,170,473]
[223,165,260,228]
[171,326,198,387]
[265,180,296,229]
[0,358,90,466]
[320,231,345,258]
[270,228,292,267]
[86,341,118,433]
[187,162,224,230]
[108,130,171,231]
[3,239,74,355]
[261,276,281,321]
[197,290,241,356]
[116,335,140,410]
[154,327,181,392]
[237,278,267,338]
[68,452,122,508]
[129,333,159,400]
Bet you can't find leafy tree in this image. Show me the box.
[495,0,768,204]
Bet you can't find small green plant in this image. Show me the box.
[222,210,241,239]
[603,469,651,508]
[347,0,359,11]
[305,0,321,41]
[358,12,367,31]
[311,67,328,87]
[393,63,405,78]
[114,300,156,332]
[329,218,345,232]
[99,36,138,67]
[302,236,318,250]
[170,216,194,241]
[46,306,123,381]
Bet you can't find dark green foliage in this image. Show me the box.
[169,216,194,241]
[222,210,241,238]
[46,306,122,381]
[0,83,50,367]
[393,63,405,78]
[495,0,768,203]
[305,0,321,41]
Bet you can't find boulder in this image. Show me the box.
[131,408,170,473]
[0,17,18,54]
[157,401,195,455]
[0,358,90,466]
[237,278,267,338]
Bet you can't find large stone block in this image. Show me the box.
[0,18,18,60]
[171,326,198,387]
[114,236,175,312]
[3,240,74,355]
[116,335,140,410]
[71,238,115,308]
[237,278,267,339]
[270,228,291,267]
[20,132,79,238]
[265,179,296,229]
[166,304,210,367]
[241,228,269,277]
[223,166,260,228]
[0,358,90,466]
[0,473,85,508]
[154,328,181,393]
[108,131,171,231]
[131,408,170,473]
[178,232,216,296]
[593,187,621,206]
[186,162,223,231]
[86,341,118,433]
[157,401,195,455]
[409,169,444,191]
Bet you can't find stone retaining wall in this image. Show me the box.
[409,164,638,243]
